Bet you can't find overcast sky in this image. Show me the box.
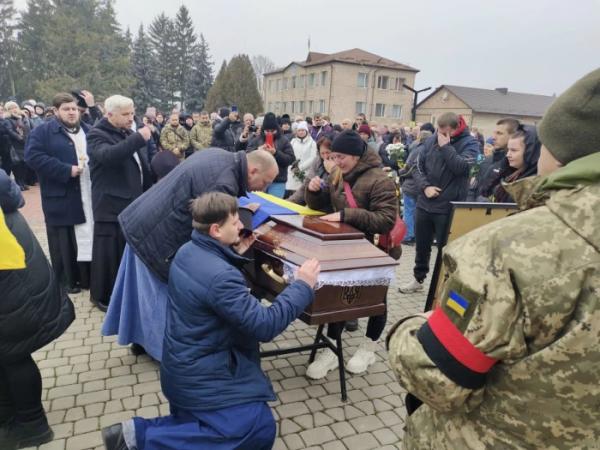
[16,0,600,97]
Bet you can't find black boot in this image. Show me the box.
[345,319,359,332]
[102,423,131,450]
[0,416,53,449]
[130,344,147,356]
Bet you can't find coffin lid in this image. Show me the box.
[254,215,398,271]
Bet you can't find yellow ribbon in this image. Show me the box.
[253,191,325,216]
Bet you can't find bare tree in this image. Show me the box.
[251,55,275,96]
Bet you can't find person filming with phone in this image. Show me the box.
[399,112,479,294]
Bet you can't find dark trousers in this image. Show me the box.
[0,147,11,177]
[326,295,388,342]
[11,161,27,188]
[0,355,44,424]
[90,222,126,305]
[46,225,90,290]
[414,208,450,282]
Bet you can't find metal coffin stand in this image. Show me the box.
[246,215,398,401]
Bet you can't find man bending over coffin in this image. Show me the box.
[101,192,320,450]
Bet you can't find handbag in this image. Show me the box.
[343,181,406,259]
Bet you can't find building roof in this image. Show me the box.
[419,85,556,117]
[264,48,419,75]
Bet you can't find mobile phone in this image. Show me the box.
[231,105,238,113]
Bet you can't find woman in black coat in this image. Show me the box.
[0,169,75,449]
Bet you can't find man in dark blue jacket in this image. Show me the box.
[102,192,319,450]
[25,93,93,294]
[399,113,479,293]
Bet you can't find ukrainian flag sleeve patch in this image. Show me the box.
[446,290,470,317]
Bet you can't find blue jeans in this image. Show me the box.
[266,182,286,198]
[403,194,416,240]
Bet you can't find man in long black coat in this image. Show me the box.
[87,95,152,311]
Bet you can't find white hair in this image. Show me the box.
[104,95,134,114]
[4,101,19,111]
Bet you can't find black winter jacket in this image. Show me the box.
[87,118,152,222]
[414,130,479,214]
[211,118,243,152]
[0,171,74,362]
[119,148,249,282]
[246,131,295,183]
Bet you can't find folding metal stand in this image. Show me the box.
[260,324,347,401]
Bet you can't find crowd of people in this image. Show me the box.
[0,65,599,450]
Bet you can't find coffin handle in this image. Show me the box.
[261,263,288,285]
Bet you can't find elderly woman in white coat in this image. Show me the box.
[285,121,317,197]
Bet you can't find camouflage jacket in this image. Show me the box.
[388,151,600,449]
[159,125,190,159]
[189,123,212,151]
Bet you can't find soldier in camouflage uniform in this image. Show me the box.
[387,68,600,449]
[160,113,190,160]
[190,111,212,152]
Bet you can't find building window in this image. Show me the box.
[308,73,315,87]
[282,102,288,112]
[308,100,314,113]
[283,78,288,90]
[299,75,305,88]
[377,75,389,90]
[391,105,402,118]
[299,101,305,113]
[268,102,272,111]
[375,103,386,117]
[355,102,366,114]
[291,76,296,89]
[268,80,273,92]
[276,79,281,91]
[319,100,326,113]
[275,102,280,111]
[394,77,404,91]
[430,115,436,125]
[357,72,368,88]
[320,71,327,86]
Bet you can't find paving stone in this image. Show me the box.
[76,389,110,406]
[343,405,364,420]
[64,407,85,422]
[136,406,159,418]
[55,374,78,387]
[100,411,134,428]
[110,365,131,377]
[323,441,348,450]
[111,386,133,400]
[377,410,403,427]
[133,380,161,396]
[51,396,75,411]
[373,427,400,446]
[354,400,375,415]
[141,393,160,407]
[283,433,306,450]
[349,415,385,433]
[293,413,313,430]
[51,422,74,439]
[279,418,301,435]
[342,432,380,450]
[280,376,309,390]
[66,431,102,450]
[305,398,324,413]
[276,401,310,419]
[46,410,66,426]
[104,399,124,414]
[325,407,345,422]
[84,402,105,418]
[74,417,99,435]
[331,421,355,439]
[122,396,141,410]
[39,438,66,450]
[83,380,105,393]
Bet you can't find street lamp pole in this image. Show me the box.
[403,84,432,122]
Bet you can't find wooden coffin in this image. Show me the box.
[245,215,399,325]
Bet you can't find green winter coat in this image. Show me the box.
[387,151,600,449]
[160,124,190,159]
[190,123,212,151]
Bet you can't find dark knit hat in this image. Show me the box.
[538,67,600,165]
[151,149,180,180]
[262,112,278,131]
[218,107,230,118]
[357,124,371,135]
[331,130,366,156]
[420,122,435,133]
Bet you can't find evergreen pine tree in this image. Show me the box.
[131,24,158,114]
[205,60,229,113]
[0,0,17,98]
[222,54,263,115]
[185,33,213,112]
[173,5,196,109]
[149,12,176,111]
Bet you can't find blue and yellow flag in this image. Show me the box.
[446,290,470,317]
[0,209,25,270]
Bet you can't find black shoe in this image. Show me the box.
[402,238,415,246]
[0,417,53,449]
[102,423,130,450]
[130,344,147,356]
[67,286,81,295]
[90,296,109,312]
[345,319,359,332]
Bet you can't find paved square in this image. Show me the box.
[20,186,431,450]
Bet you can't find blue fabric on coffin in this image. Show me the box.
[238,191,296,229]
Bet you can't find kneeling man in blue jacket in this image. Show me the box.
[101,191,320,450]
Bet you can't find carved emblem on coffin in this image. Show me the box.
[341,286,361,306]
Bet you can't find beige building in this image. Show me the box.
[262,49,419,126]
[416,85,556,137]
